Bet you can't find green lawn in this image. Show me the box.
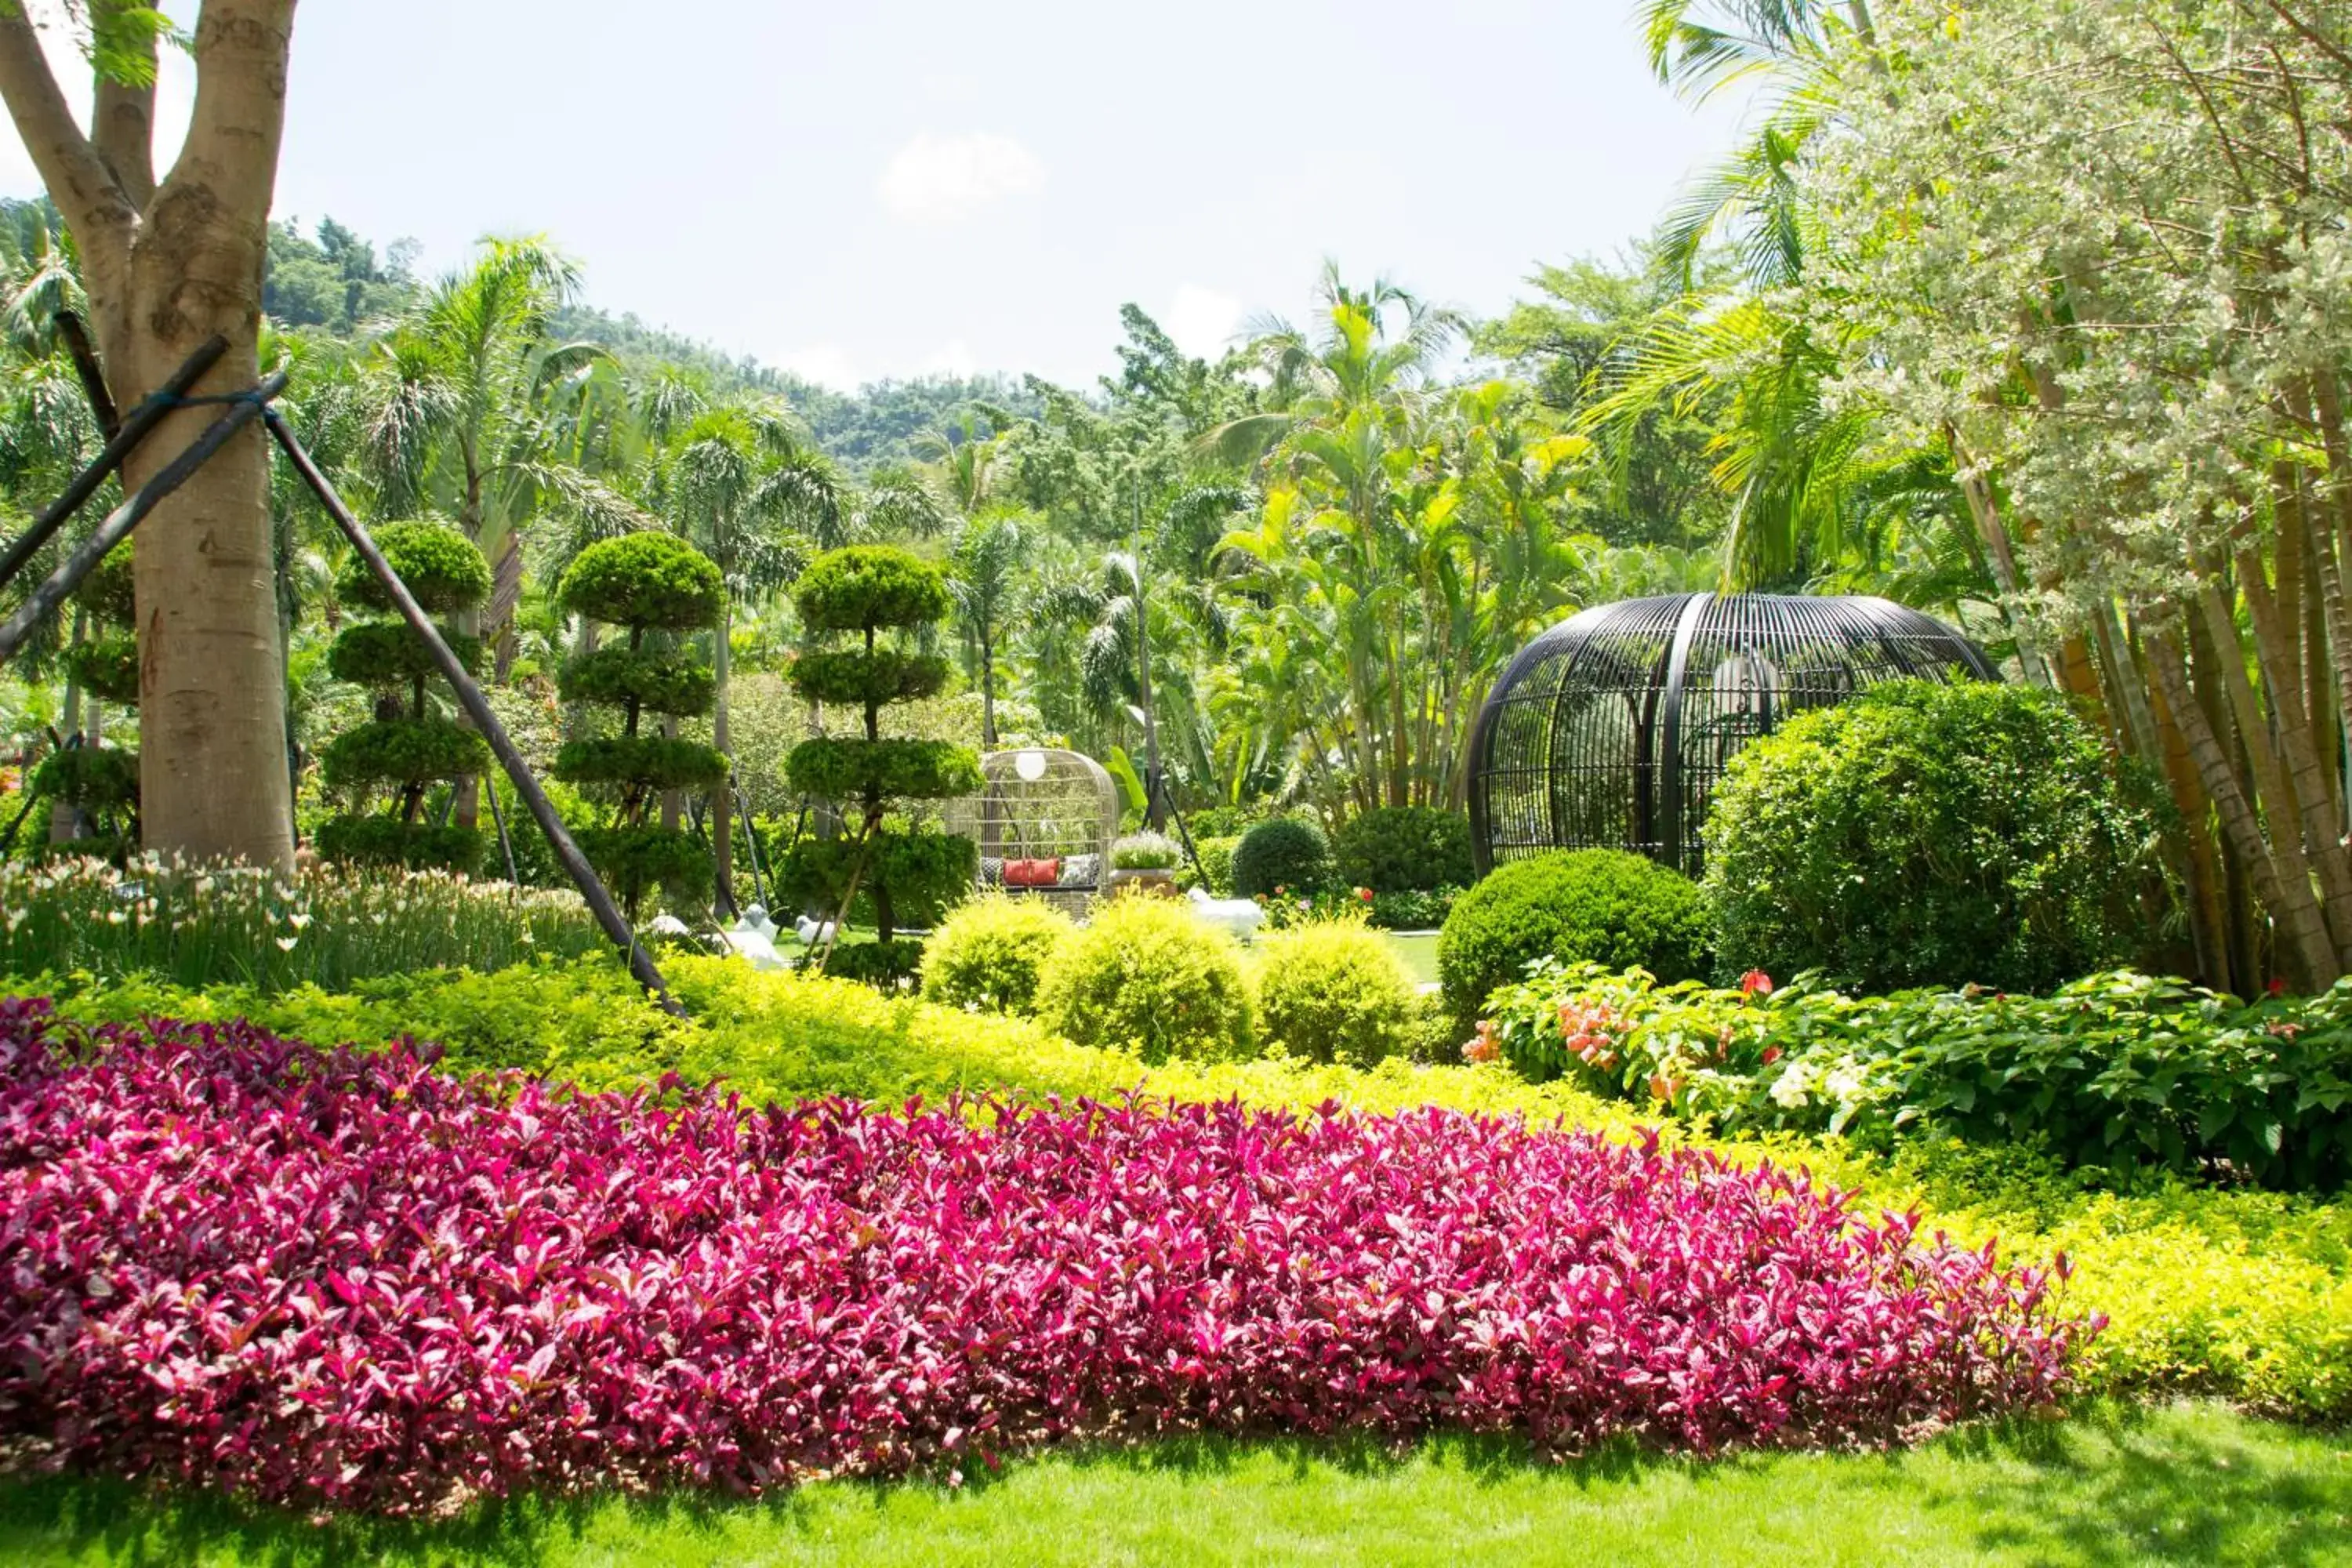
[2,1403,2344,1567]
[1384,928,1440,987]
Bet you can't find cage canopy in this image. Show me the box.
[1467,592,1994,877]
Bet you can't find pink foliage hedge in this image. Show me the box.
[0,1001,2089,1512]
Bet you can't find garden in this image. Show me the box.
[1,0,2350,1564]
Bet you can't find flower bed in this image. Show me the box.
[0,1000,2085,1512]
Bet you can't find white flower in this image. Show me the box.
[1769,1064,1813,1110]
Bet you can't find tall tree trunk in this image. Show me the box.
[978,626,996,748]
[2234,546,2352,952]
[0,0,300,870]
[2149,628,2339,987]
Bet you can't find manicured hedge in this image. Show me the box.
[1438,850,1708,1033]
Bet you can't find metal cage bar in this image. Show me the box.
[1467,593,1993,876]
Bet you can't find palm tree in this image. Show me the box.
[946,510,1026,746]
[666,401,837,904]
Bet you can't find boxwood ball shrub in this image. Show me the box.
[1439,849,1709,1033]
[1232,817,1336,898]
[1704,680,2167,994]
[317,522,494,874]
[1036,895,1256,1062]
[1254,918,1420,1069]
[921,895,1076,1014]
[1333,805,1474,895]
[553,532,726,916]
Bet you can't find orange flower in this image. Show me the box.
[1739,970,1774,998]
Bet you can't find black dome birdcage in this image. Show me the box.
[1467,593,1994,877]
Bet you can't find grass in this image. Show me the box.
[1383,928,1439,986]
[0,1403,2343,1566]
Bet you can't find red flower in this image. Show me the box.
[2267,976,2288,999]
[1356,887,1375,903]
[1762,1046,1783,1065]
[1740,970,1774,998]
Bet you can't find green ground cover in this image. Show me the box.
[0,1403,2340,1567]
[1382,928,1440,987]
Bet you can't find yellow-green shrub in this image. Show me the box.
[1252,918,1419,1069]
[920,895,1075,1015]
[1034,896,1257,1063]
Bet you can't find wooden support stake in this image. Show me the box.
[263,407,683,1015]
[0,368,281,662]
[53,314,120,438]
[0,336,227,595]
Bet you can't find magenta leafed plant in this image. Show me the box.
[0,1001,2092,1513]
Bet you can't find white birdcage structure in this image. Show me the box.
[943,747,1120,914]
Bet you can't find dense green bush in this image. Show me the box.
[325,622,482,688]
[819,937,924,989]
[60,635,140,706]
[336,521,493,615]
[313,816,485,872]
[1253,918,1419,1069]
[556,532,723,632]
[775,830,978,933]
[1333,806,1474,895]
[785,736,984,803]
[1368,887,1458,931]
[1231,818,1335,898]
[788,649,950,707]
[1438,849,1708,1031]
[793,545,954,633]
[557,646,713,715]
[1036,896,1256,1063]
[1191,834,1240,896]
[1485,963,2352,1189]
[322,719,490,790]
[1705,680,2167,994]
[72,547,135,624]
[551,735,731,793]
[921,895,1076,1014]
[31,746,137,812]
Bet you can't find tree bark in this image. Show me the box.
[2149,627,2339,987]
[0,0,299,870]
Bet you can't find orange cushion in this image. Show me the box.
[1004,857,1062,887]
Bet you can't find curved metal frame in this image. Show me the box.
[1468,592,1994,877]
[942,748,1121,915]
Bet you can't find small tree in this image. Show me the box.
[781,546,981,981]
[552,533,725,916]
[314,524,493,873]
[34,549,143,860]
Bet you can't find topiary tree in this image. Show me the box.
[1232,817,1337,898]
[1704,680,2167,993]
[1438,849,1711,1034]
[316,523,494,873]
[34,547,143,860]
[780,546,982,981]
[552,532,727,916]
[1333,805,1475,895]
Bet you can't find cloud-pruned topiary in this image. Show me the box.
[552,532,726,916]
[779,546,979,977]
[317,523,492,875]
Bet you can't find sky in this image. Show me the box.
[0,1,1751,391]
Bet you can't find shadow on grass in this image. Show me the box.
[1,1403,2343,1567]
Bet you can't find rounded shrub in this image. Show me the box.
[1231,818,1335,898]
[788,649,950,708]
[786,736,983,804]
[1036,896,1256,1063]
[321,719,490,793]
[31,746,138,812]
[793,545,953,633]
[921,895,1076,1014]
[557,647,714,715]
[1438,849,1709,1031]
[1253,919,1419,1069]
[574,823,712,907]
[73,547,135,625]
[313,815,484,873]
[60,635,140,706]
[554,735,729,794]
[337,521,494,615]
[557,533,723,633]
[1704,679,2165,994]
[326,622,483,688]
[1333,805,1473,895]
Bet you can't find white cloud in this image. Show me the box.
[877,132,1044,225]
[1164,283,1243,361]
[776,343,857,390]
